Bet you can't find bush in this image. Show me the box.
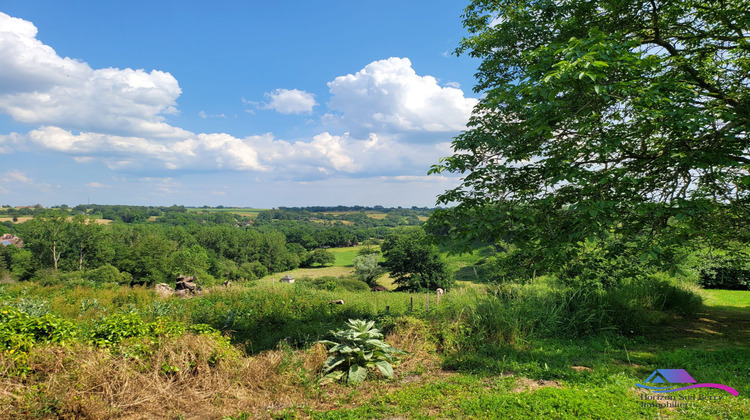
[1,306,79,374]
[432,273,703,350]
[1,306,79,344]
[84,264,133,284]
[296,276,338,291]
[698,254,750,290]
[244,261,268,279]
[296,276,369,292]
[336,277,370,292]
[31,268,63,286]
[90,313,150,346]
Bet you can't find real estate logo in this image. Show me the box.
[636,369,738,395]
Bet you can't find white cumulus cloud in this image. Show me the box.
[327,57,478,136]
[0,12,470,189]
[0,12,185,138]
[262,88,317,114]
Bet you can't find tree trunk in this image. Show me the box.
[52,240,60,271]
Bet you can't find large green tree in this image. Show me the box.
[381,229,452,291]
[430,0,750,270]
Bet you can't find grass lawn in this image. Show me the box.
[700,289,750,308]
[328,246,364,267]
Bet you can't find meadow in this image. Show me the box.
[1,244,748,419]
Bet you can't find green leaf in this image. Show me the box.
[348,364,368,384]
[319,371,344,385]
[374,360,394,379]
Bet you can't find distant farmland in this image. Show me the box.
[185,208,268,218]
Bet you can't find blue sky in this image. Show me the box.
[0,1,480,207]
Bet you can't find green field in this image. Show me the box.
[185,207,268,218]
[700,289,750,308]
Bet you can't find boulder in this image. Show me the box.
[175,275,197,292]
[155,283,174,298]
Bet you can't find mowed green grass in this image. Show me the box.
[329,246,384,267]
[700,289,750,308]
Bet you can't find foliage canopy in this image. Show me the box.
[381,229,452,291]
[429,0,750,269]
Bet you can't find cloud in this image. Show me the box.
[13,126,269,172]
[0,169,53,193]
[139,177,181,195]
[86,182,110,188]
[0,12,470,191]
[262,89,317,114]
[1,169,33,184]
[326,57,478,136]
[199,111,227,119]
[0,132,24,153]
[0,12,185,138]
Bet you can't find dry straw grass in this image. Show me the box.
[0,318,440,419]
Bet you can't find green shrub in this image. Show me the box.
[296,276,338,291]
[90,313,191,347]
[84,264,132,284]
[0,306,79,374]
[90,313,149,346]
[432,273,703,351]
[698,254,750,290]
[31,268,63,286]
[296,276,369,292]
[336,277,370,292]
[244,261,268,279]
[0,306,79,344]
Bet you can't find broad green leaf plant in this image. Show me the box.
[318,319,404,385]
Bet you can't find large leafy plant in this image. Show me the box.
[318,319,403,384]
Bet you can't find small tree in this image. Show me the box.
[381,228,452,292]
[353,253,384,287]
[306,248,336,267]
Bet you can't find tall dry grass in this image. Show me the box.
[0,317,439,419]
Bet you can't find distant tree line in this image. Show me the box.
[0,210,332,286]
